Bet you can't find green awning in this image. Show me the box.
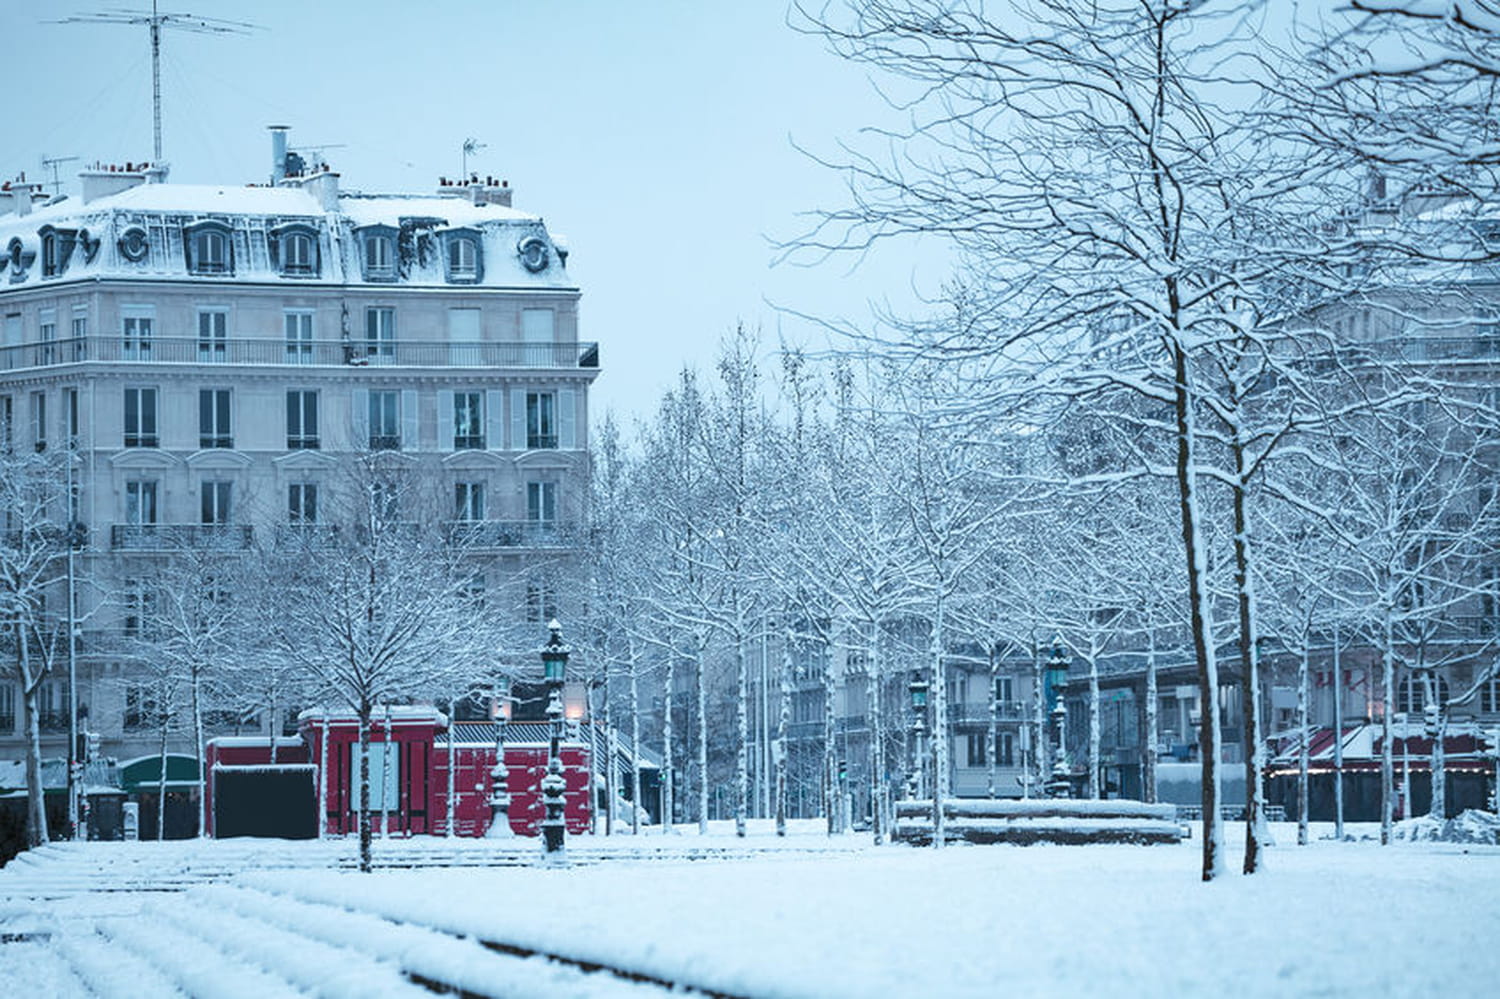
[119,754,202,793]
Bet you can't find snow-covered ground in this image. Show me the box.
[3,821,1497,997]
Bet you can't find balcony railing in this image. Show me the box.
[1,336,600,370]
[441,519,584,549]
[949,702,1030,726]
[111,524,255,551]
[273,524,341,550]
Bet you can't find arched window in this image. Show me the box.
[443,229,482,283]
[185,221,233,276]
[283,232,314,275]
[449,236,477,276]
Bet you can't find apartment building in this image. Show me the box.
[0,130,599,765]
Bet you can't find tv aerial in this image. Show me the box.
[50,3,262,162]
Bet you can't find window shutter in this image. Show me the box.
[486,389,503,450]
[437,390,454,451]
[559,386,577,449]
[510,386,526,451]
[401,389,418,450]
[352,389,368,449]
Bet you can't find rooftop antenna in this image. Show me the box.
[49,2,261,162]
[40,155,80,196]
[461,138,487,180]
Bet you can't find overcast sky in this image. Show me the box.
[2,1,940,421]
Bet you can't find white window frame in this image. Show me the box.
[366,307,396,362]
[122,308,154,361]
[286,390,319,450]
[365,234,393,277]
[450,236,478,277]
[284,310,314,363]
[123,387,157,448]
[201,480,233,526]
[199,388,232,449]
[454,391,484,448]
[198,308,228,362]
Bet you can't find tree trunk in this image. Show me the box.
[629,663,642,835]
[156,696,170,843]
[695,649,708,834]
[1033,638,1046,798]
[1171,341,1224,881]
[19,671,49,849]
[868,625,884,845]
[445,695,455,838]
[1144,627,1158,805]
[776,626,791,837]
[987,642,998,800]
[1380,615,1395,845]
[824,640,839,836]
[192,663,207,838]
[1087,653,1101,800]
[661,656,675,835]
[735,634,748,837]
[1297,639,1310,846]
[1231,452,1269,873]
[317,713,330,841]
[603,667,614,836]
[358,701,373,872]
[379,704,391,840]
[930,595,947,849]
[1332,624,1345,840]
[269,691,278,766]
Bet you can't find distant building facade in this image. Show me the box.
[0,129,599,772]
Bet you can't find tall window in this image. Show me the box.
[525,580,556,623]
[454,391,483,448]
[198,309,228,362]
[124,388,157,447]
[282,232,315,275]
[122,311,153,361]
[201,481,232,525]
[966,731,986,767]
[41,233,60,278]
[526,481,557,524]
[526,391,556,449]
[125,480,158,526]
[38,310,56,365]
[996,732,1015,767]
[29,391,45,452]
[521,308,554,366]
[286,390,319,449]
[71,305,87,360]
[199,389,232,449]
[1482,676,1500,714]
[366,307,395,362]
[449,236,478,278]
[284,311,314,363]
[190,228,230,275]
[123,580,158,639]
[369,390,400,449]
[64,387,78,447]
[455,481,485,522]
[288,482,318,524]
[364,234,394,279]
[995,676,1014,706]
[0,684,13,734]
[0,395,9,453]
[1398,673,1450,715]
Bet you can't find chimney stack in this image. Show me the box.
[270,125,290,184]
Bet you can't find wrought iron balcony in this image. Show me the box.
[1,336,600,370]
[441,519,584,550]
[110,523,255,551]
[273,524,341,550]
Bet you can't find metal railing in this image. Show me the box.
[0,336,600,370]
[110,524,255,551]
[949,702,1030,725]
[441,519,585,549]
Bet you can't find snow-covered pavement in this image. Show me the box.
[3,821,1497,997]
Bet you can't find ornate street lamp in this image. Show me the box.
[540,619,570,859]
[486,674,513,838]
[1045,636,1073,798]
[908,677,930,799]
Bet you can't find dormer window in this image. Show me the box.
[284,232,314,274]
[184,221,234,276]
[443,229,483,283]
[41,232,60,278]
[357,225,398,282]
[271,223,319,278]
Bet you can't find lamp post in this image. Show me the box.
[1044,636,1072,798]
[908,676,930,800]
[486,674,513,839]
[540,619,570,859]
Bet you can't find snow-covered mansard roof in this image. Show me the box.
[0,171,575,292]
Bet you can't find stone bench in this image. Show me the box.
[892,798,1189,846]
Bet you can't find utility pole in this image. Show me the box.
[50,3,260,162]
